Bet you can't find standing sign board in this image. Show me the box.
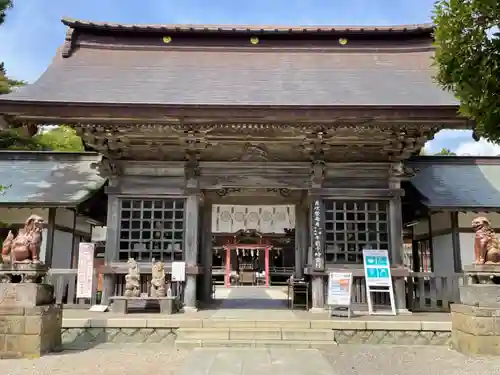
[76,242,95,299]
[363,249,396,315]
[326,272,353,318]
[171,261,186,282]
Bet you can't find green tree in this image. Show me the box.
[433,0,500,142]
[0,126,84,151]
[0,62,25,95]
[0,0,12,25]
[34,126,84,151]
[434,147,457,155]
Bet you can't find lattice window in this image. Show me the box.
[118,199,185,262]
[324,200,389,264]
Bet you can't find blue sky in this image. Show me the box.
[0,0,496,154]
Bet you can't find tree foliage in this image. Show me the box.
[0,62,25,95]
[35,126,85,151]
[434,147,457,155]
[0,126,84,151]
[0,0,12,25]
[433,0,500,141]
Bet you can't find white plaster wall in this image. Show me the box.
[432,234,454,276]
[459,232,475,268]
[39,228,48,264]
[52,229,73,269]
[55,209,92,233]
[0,208,49,224]
[412,219,429,237]
[458,212,500,229]
[431,212,452,234]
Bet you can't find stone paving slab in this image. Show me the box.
[3,344,500,375]
[179,348,334,375]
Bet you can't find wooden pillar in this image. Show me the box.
[101,194,119,306]
[200,202,213,303]
[265,246,270,287]
[295,204,308,278]
[389,196,407,312]
[450,212,462,272]
[183,194,200,311]
[389,197,403,265]
[225,246,231,288]
[44,207,57,266]
[310,198,325,311]
[428,213,435,271]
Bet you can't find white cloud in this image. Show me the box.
[455,139,500,156]
[422,130,500,156]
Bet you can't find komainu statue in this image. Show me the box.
[124,258,141,297]
[472,217,500,264]
[150,261,166,298]
[1,215,44,264]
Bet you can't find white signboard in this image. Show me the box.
[171,261,186,282]
[363,249,396,315]
[327,272,353,307]
[76,242,95,299]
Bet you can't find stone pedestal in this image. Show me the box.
[451,264,500,356]
[451,304,500,356]
[0,265,62,359]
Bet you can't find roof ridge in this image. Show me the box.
[61,17,434,33]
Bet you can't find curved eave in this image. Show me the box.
[61,17,434,36]
[0,101,469,128]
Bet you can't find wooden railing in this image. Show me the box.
[406,272,462,312]
[46,268,99,309]
[45,268,184,309]
[45,268,462,312]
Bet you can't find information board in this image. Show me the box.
[362,249,396,315]
[326,272,353,318]
[76,242,95,299]
[171,261,186,282]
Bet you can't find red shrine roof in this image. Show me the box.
[0,18,457,110]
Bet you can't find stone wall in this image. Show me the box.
[61,327,451,348]
[451,304,500,356]
[0,281,62,359]
[0,305,62,359]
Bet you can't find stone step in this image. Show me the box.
[176,328,335,341]
[175,339,337,349]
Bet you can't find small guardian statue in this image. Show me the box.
[1,215,44,264]
[150,261,166,297]
[472,216,500,264]
[124,258,141,297]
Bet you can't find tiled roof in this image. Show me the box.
[408,157,500,210]
[0,46,457,106]
[0,151,105,206]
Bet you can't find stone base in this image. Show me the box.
[0,304,62,359]
[451,303,500,356]
[460,285,500,307]
[0,283,62,359]
[110,296,179,314]
[0,283,54,307]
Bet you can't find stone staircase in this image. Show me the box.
[175,320,336,348]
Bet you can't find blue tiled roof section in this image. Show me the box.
[0,151,105,205]
[409,160,500,209]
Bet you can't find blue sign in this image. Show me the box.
[363,249,391,287]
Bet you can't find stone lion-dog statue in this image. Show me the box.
[472,216,500,264]
[1,214,44,264]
